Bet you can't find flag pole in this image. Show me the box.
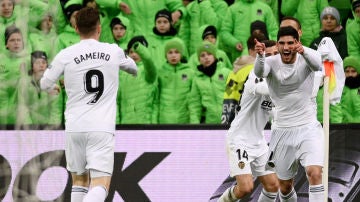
[323,75,330,202]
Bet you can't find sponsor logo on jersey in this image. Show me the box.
[260,100,272,111]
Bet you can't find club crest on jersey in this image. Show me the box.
[238,161,245,169]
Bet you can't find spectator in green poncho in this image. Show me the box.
[108,14,133,50]
[341,56,360,123]
[347,0,360,58]
[117,36,158,124]
[158,37,194,124]
[0,0,48,51]
[29,13,58,62]
[187,25,232,71]
[188,41,230,124]
[178,0,228,55]
[146,9,180,67]
[220,0,278,61]
[21,51,63,128]
[0,25,31,126]
[54,0,81,54]
[118,0,185,36]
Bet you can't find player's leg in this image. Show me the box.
[258,173,279,202]
[83,170,112,202]
[268,128,298,202]
[71,172,90,202]
[278,178,297,202]
[83,132,115,202]
[65,132,89,202]
[218,142,255,202]
[300,122,325,202]
[218,174,254,202]
[254,151,279,202]
[306,165,324,201]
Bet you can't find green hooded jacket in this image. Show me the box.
[23,76,63,126]
[187,24,232,70]
[346,17,360,58]
[117,42,158,124]
[341,86,360,123]
[178,0,228,55]
[158,62,194,124]
[103,14,134,50]
[0,50,30,125]
[54,24,80,54]
[188,61,230,124]
[119,0,186,36]
[220,0,278,61]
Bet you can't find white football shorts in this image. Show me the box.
[227,141,274,177]
[65,132,115,176]
[268,122,324,180]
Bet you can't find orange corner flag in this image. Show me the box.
[323,60,335,93]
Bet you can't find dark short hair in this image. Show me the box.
[5,25,21,45]
[281,16,302,30]
[277,26,299,41]
[110,17,126,29]
[262,40,276,48]
[75,7,100,36]
[30,51,48,74]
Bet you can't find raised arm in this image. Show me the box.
[253,39,271,78]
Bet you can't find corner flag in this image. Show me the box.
[317,37,345,105]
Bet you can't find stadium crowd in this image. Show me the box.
[0,0,359,128]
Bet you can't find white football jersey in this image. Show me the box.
[40,39,137,133]
[227,71,272,149]
[254,47,322,128]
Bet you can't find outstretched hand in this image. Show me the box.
[254,38,265,55]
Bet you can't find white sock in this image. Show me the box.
[71,186,88,202]
[279,187,297,202]
[83,186,107,202]
[258,188,277,202]
[217,186,237,202]
[309,184,324,202]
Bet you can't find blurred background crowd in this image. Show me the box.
[0,0,359,129]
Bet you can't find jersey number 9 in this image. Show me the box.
[84,69,104,104]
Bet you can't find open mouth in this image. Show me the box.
[283,50,291,57]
